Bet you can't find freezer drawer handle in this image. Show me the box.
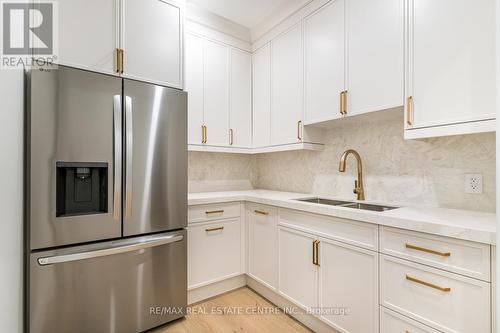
[37,234,184,266]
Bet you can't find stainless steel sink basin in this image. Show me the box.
[341,203,398,212]
[295,197,398,212]
[296,197,354,206]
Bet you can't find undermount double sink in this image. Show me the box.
[296,197,398,212]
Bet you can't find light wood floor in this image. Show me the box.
[152,287,312,333]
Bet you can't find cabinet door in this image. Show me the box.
[230,48,252,148]
[50,0,117,73]
[188,219,241,289]
[346,0,403,116]
[122,0,183,88]
[271,23,303,145]
[278,227,318,309]
[185,33,204,145]
[320,238,379,333]
[203,40,230,146]
[247,204,278,290]
[407,0,496,129]
[252,44,271,148]
[304,0,345,123]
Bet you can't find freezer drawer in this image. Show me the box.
[29,230,187,333]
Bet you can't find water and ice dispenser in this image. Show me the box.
[56,162,109,217]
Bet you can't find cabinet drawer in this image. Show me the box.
[380,307,441,333]
[380,226,490,281]
[380,255,490,333]
[279,208,378,251]
[188,219,241,289]
[188,202,241,223]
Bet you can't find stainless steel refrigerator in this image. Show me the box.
[26,65,187,333]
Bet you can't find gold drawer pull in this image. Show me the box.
[254,210,269,215]
[342,90,348,115]
[339,91,344,115]
[205,210,224,215]
[206,226,224,232]
[406,274,451,292]
[405,243,451,257]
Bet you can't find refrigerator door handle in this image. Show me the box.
[113,95,122,221]
[37,232,184,266]
[125,96,133,219]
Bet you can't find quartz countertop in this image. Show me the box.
[188,190,497,245]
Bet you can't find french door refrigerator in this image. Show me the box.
[26,65,187,333]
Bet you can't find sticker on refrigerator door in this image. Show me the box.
[1,0,58,69]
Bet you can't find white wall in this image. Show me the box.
[0,70,24,333]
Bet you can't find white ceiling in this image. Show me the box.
[187,0,291,29]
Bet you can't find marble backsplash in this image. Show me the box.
[188,111,496,212]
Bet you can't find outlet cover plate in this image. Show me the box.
[464,174,483,194]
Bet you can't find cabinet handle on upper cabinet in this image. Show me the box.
[297,121,302,141]
[406,96,413,126]
[229,128,234,145]
[405,243,451,257]
[405,274,451,292]
[342,90,348,115]
[254,210,269,216]
[339,91,344,115]
[313,240,320,266]
[312,240,316,265]
[201,125,207,144]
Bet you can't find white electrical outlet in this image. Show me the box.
[464,174,483,194]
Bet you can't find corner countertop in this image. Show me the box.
[188,190,497,245]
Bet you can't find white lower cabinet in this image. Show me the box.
[278,227,318,309]
[380,307,441,333]
[247,204,278,290]
[380,254,491,333]
[188,218,241,289]
[319,237,379,333]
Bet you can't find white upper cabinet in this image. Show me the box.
[203,40,230,146]
[185,30,252,149]
[230,49,252,148]
[122,0,183,88]
[50,0,183,86]
[405,0,496,137]
[346,0,403,116]
[252,44,272,148]
[304,0,345,123]
[185,33,204,145]
[54,0,117,74]
[271,23,303,146]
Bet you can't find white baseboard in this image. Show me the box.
[246,276,339,333]
[188,274,246,305]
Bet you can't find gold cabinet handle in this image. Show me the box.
[229,128,233,145]
[205,226,224,232]
[205,210,224,215]
[115,48,124,74]
[405,274,451,292]
[339,91,344,115]
[297,121,302,141]
[405,243,451,257]
[313,240,320,266]
[201,125,207,144]
[254,210,269,215]
[342,90,348,115]
[406,96,413,126]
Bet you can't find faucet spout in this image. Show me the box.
[339,149,365,201]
